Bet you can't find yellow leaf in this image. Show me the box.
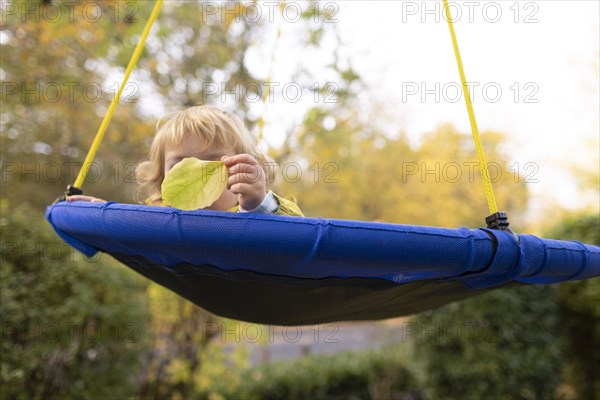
[161,158,227,210]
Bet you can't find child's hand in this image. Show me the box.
[222,154,266,211]
[66,195,107,203]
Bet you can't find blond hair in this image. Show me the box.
[137,105,271,205]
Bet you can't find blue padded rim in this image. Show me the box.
[46,201,600,289]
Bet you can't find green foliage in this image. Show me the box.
[0,201,150,399]
[0,201,224,399]
[278,116,528,228]
[547,213,600,247]
[214,346,418,400]
[413,284,563,399]
[135,283,220,400]
[194,342,251,398]
[547,213,600,400]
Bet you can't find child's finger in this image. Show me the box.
[229,182,253,195]
[228,162,263,178]
[222,153,259,167]
[66,195,106,203]
[227,173,250,188]
[227,167,264,186]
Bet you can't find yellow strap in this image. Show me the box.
[74,0,164,189]
[257,1,286,142]
[442,0,498,214]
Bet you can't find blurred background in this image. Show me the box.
[1,1,598,399]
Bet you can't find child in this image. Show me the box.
[67,105,303,217]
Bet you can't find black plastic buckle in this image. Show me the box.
[485,211,520,242]
[65,185,83,196]
[485,211,510,231]
[54,184,83,203]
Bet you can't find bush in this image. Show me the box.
[212,345,420,400]
[0,201,150,399]
[547,213,600,400]
[413,284,562,399]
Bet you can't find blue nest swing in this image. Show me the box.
[46,201,600,325]
[46,0,600,325]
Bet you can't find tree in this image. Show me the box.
[1,0,153,206]
[276,103,528,229]
[0,0,279,207]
